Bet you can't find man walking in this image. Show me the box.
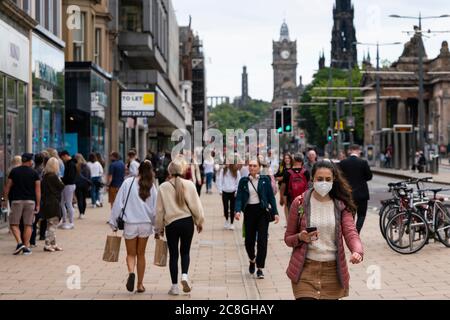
[2,153,41,255]
[304,149,318,176]
[59,151,78,229]
[339,145,373,234]
[107,152,125,208]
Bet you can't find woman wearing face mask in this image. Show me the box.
[284,160,364,300]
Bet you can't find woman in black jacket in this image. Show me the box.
[41,157,65,252]
[74,154,92,219]
[235,159,280,280]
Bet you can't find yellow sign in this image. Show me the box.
[143,93,155,105]
[335,121,344,130]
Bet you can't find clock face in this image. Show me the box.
[280,50,290,60]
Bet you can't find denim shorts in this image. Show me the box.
[123,223,153,240]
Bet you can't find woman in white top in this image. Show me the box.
[217,164,241,230]
[87,153,104,208]
[203,155,215,194]
[109,161,157,294]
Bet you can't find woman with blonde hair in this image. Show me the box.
[10,156,22,170]
[41,157,65,252]
[47,148,64,178]
[155,161,205,296]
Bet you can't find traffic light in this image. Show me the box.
[282,106,293,134]
[274,109,282,134]
[327,128,333,142]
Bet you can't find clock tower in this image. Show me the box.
[272,21,299,109]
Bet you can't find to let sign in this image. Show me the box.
[120,91,156,117]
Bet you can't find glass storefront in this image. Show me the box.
[65,63,110,158]
[90,71,109,156]
[0,73,27,192]
[120,0,143,32]
[31,33,65,153]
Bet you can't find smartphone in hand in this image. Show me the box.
[306,227,318,241]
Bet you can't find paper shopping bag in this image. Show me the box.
[102,234,122,262]
[154,238,168,267]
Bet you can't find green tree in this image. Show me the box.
[300,67,364,149]
[209,100,271,134]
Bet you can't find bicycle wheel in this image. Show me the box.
[380,205,399,239]
[385,211,429,254]
[434,202,450,248]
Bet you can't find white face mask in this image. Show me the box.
[314,182,333,197]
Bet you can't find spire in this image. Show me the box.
[280,20,290,41]
[331,0,357,68]
[319,50,326,70]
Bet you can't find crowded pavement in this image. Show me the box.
[1,173,450,300]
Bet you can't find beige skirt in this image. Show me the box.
[292,259,349,300]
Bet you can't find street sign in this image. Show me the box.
[346,116,355,128]
[393,125,413,133]
[335,121,344,130]
[120,91,156,118]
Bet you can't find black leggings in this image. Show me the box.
[75,188,87,215]
[166,217,195,284]
[222,192,236,224]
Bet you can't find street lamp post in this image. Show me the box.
[349,59,355,145]
[328,65,334,157]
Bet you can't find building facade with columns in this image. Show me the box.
[362,34,450,157]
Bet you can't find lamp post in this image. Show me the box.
[328,65,334,157]
[389,13,450,152]
[355,41,401,166]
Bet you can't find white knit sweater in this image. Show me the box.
[306,196,337,262]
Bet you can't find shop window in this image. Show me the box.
[73,12,85,61]
[17,82,26,155]
[94,28,102,66]
[53,0,59,37]
[0,75,4,191]
[35,0,41,23]
[120,0,143,32]
[23,0,31,14]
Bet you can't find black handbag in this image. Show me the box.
[117,178,135,230]
[249,179,275,223]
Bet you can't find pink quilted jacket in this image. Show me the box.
[285,190,364,289]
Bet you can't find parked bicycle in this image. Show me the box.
[379,177,433,239]
[384,187,450,254]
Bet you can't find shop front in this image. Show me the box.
[65,62,111,158]
[0,17,30,227]
[31,33,65,153]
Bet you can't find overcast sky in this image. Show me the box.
[173,0,450,102]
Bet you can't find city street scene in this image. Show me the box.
[1,0,450,302]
